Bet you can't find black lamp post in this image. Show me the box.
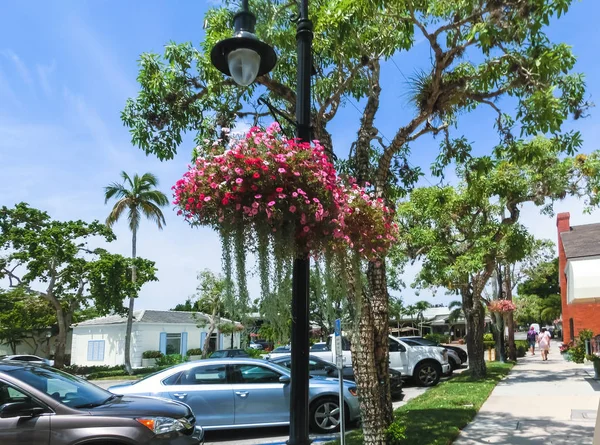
[211,2,313,445]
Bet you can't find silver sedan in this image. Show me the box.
[108,358,361,434]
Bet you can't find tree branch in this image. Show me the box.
[256,75,297,106]
[320,63,364,123]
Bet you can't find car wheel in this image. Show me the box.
[310,397,344,433]
[414,361,441,387]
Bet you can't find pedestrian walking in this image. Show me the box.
[527,325,538,355]
[538,327,551,361]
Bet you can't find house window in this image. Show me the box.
[166,333,181,355]
[87,340,105,361]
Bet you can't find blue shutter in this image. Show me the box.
[87,341,94,361]
[219,333,225,350]
[200,332,207,350]
[181,332,188,356]
[159,332,167,354]
[98,341,105,361]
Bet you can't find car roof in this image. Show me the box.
[0,361,49,372]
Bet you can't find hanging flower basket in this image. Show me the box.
[173,123,397,257]
[487,300,516,313]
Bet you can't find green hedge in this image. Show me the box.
[65,365,124,375]
[186,348,203,356]
[142,350,164,359]
[87,365,171,380]
[424,333,451,344]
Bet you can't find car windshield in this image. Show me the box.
[273,346,291,353]
[311,344,328,351]
[8,366,114,408]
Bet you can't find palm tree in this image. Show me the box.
[447,300,464,340]
[104,171,168,374]
[414,300,432,336]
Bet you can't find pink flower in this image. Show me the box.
[276,187,283,193]
[303,226,310,233]
[278,168,286,173]
[204,196,211,202]
[255,194,262,199]
[267,201,276,207]
[293,172,301,176]
[289,205,297,213]
[292,192,298,197]
[236,178,243,184]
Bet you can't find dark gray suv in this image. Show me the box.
[0,361,203,445]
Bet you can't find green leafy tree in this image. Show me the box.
[0,288,56,355]
[121,1,594,440]
[414,300,432,336]
[0,203,155,368]
[190,270,228,358]
[399,137,598,377]
[104,171,168,374]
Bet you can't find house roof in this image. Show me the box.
[74,310,240,327]
[560,222,600,259]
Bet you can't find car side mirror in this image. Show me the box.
[326,367,336,375]
[0,402,45,418]
[279,375,291,384]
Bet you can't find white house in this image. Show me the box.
[71,310,242,367]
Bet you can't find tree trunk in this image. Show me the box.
[349,260,393,445]
[493,312,505,362]
[10,342,16,355]
[53,306,69,369]
[202,322,216,359]
[124,227,137,374]
[462,290,486,378]
[504,265,516,361]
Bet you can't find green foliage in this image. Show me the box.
[518,258,559,298]
[515,340,528,358]
[88,253,158,315]
[186,348,203,356]
[483,332,496,349]
[142,350,164,359]
[244,348,263,359]
[156,354,185,367]
[569,329,594,364]
[386,421,407,444]
[424,333,450,345]
[104,171,169,233]
[0,288,56,353]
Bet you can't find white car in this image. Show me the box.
[311,334,451,386]
[0,354,54,366]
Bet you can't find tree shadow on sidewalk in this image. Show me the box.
[455,412,595,444]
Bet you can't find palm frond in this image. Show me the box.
[104,183,131,203]
[139,190,169,207]
[120,171,134,190]
[140,201,167,230]
[105,198,129,227]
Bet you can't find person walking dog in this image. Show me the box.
[527,325,538,355]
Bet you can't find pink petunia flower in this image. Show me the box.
[267,201,276,207]
[289,205,297,213]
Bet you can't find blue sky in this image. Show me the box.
[1,1,599,310]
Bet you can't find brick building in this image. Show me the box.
[557,212,600,342]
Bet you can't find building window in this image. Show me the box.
[166,333,181,355]
[87,340,105,361]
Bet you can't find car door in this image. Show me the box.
[388,338,409,375]
[229,363,289,425]
[0,380,50,445]
[164,363,234,427]
[309,358,335,378]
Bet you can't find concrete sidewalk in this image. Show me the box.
[454,350,600,444]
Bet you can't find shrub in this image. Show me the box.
[483,333,495,349]
[156,354,186,367]
[386,420,407,444]
[64,365,124,375]
[515,340,528,357]
[245,348,263,358]
[424,333,450,344]
[186,348,203,356]
[142,350,164,359]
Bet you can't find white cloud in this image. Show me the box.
[37,61,56,96]
[0,68,22,107]
[1,49,32,85]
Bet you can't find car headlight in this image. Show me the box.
[136,416,191,435]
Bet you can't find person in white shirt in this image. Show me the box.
[538,327,551,361]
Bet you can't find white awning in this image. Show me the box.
[567,258,600,303]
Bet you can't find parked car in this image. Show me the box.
[0,355,54,366]
[265,345,292,359]
[399,336,468,368]
[0,361,203,445]
[269,354,403,398]
[108,358,361,434]
[400,338,461,371]
[209,349,249,358]
[249,340,274,351]
[310,342,329,352]
[311,334,451,386]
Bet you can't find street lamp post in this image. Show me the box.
[211,2,313,445]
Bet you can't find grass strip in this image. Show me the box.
[345,361,514,445]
